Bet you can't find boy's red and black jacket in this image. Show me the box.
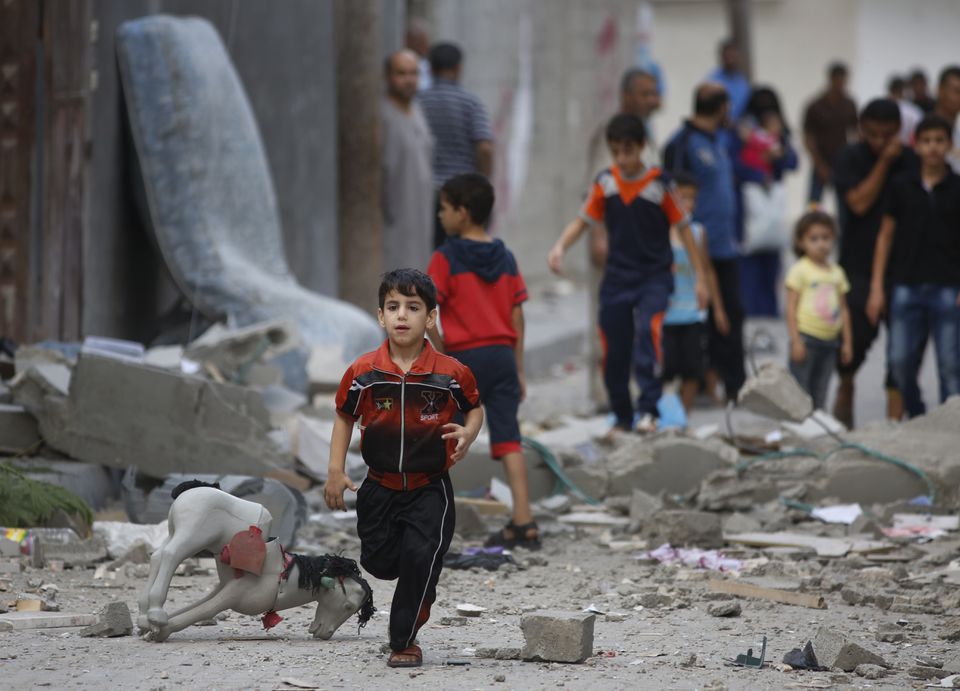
[335,339,481,491]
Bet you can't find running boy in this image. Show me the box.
[427,173,539,550]
[324,269,483,668]
[662,173,727,413]
[548,113,708,433]
[785,210,853,410]
[867,114,960,417]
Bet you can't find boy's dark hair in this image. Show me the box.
[619,67,653,95]
[828,61,848,79]
[672,172,699,190]
[428,42,462,74]
[793,210,837,258]
[378,269,437,311]
[938,65,960,87]
[605,113,647,145]
[440,173,494,226]
[859,98,901,126]
[915,113,953,140]
[887,75,905,96]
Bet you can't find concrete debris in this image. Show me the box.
[722,512,763,534]
[724,531,890,558]
[736,363,813,422]
[627,489,661,532]
[33,533,107,568]
[93,521,170,560]
[642,510,723,548]
[0,404,40,453]
[476,647,522,660]
[707,600,742,617]
[521,610,595,663]
[558,512,629,528]
[453,499,487,538]
[289,414,374,482]
[0,611,97,631]
[307,345,351,394]
[260,385,308,426]
[17,354,294,478]
[0,538,20,557]
[8,459,115,510]
[812,626,888,672]
[876,625,907,643]
[855,663,887,679]
[941,618,960,642]
[184,319,300,385]
[79,602,133,637]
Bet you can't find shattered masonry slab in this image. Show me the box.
[812,626,888,672]
[521,610,595,663]
[0,403,39,453]
[17,354,294,478]
[737,363,813,422]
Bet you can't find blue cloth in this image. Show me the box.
[707,67,751,120]
[663,122,739,260]
[664,222,707,325]
[888,284,960,417]
[599,277,672,426]
[418,78,493,187]
[789,333,838,411]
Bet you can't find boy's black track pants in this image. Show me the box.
[356,473,455,651]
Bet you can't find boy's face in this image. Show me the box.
[675,184,697,216]
[915,127,950,166]
[378,289,435,347]
[608,139,644,176]
[860,119,899,156]
[438,195,468,235]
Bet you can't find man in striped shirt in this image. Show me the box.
[418,42,494,248]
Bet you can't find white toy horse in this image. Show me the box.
[138,481,374,642]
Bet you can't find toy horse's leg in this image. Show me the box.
[144,532,208,630]
[138,534,170,630]
[155,578,246,642]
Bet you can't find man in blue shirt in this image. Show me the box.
[706,40,751,121]
[664,83,746,402]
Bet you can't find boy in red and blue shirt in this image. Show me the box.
[549,113,708,433]
[325,269,483,668]
[427,173,539,550]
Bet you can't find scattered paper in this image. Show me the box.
[489,477,514,510]
[883,514,959,539]
[810,503,862,525]
[583,604,606,615]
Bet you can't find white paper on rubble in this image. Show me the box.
[810,503,862,525]
[490,476,514,510]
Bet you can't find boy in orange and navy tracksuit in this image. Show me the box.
[324,269,483,668]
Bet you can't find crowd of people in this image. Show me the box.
[335,25,960,668]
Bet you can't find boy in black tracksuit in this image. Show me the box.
[324,269,483,668]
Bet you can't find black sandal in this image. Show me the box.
[484,520,541,551]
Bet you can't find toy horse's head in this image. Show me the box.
[287,553,375,640]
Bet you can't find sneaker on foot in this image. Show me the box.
[634,413,657,434]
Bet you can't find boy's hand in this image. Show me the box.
[441,423,478,464]
[880,137,902,163]
[865,287,885,326]
[840,341,853,365]
[695,279,709,311]
[547,243,565,275]
[323,471,357,511]
[714,307,730,336]
[790,339,807,363]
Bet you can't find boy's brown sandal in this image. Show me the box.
[387,644,422,668]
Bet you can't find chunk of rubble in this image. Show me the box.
[737,363,813,422]
[521,610,595,663]
[14,354,294,478]
[79,602,133,638]
[0,404,39,453]
[812,626,888,672]
[642,510,723,548]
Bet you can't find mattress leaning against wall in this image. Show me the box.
[115,15,381,389]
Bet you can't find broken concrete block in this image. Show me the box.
[875,626,906,643]
[707,600,741,617]
[627,489,661,532]
[855,664,886,679]
[34,533,107,568]
[260,385,307,426]
[737,363,813,422]
[941,618,960,642]
[563,465,609,502]
[80,602,133,637]
[722,512,763,534]
[521,610,595,663]
[453,499,487,538]
[0,538,20,558]
[642,510,723,548]
[812,627,888,672]
[184,319,300,384]
[21,354,295,478]
[0,403,40,453]
[606,436,738,498]
[0,559,21,575]
[10,459,115,510]
[307,345,351,394]
[0,611,97,631]
[476,646,522,660]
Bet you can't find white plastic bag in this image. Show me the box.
[742,181,787,253]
